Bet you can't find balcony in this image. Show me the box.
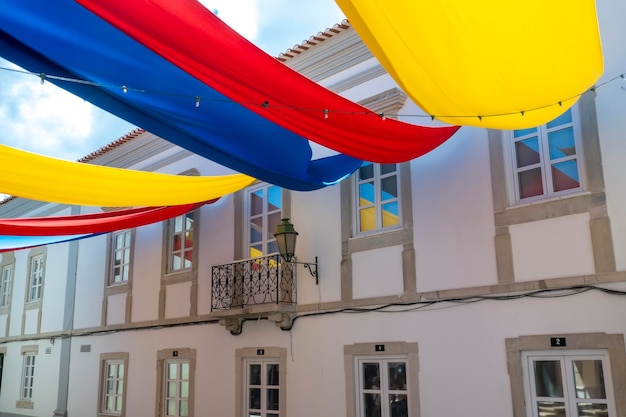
[211,254,297,334]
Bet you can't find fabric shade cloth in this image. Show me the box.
[335,0,603,129]
[0,202,208,236]
[0,234,94,253]
[0,0,458,194]
[0,144,254,206]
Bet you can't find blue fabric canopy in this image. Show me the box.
[0,0,362,191]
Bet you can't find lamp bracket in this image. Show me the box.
[292,256,319,285]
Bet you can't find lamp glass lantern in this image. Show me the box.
[273,218,318,284]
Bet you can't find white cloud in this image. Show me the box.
[198,0,260,41]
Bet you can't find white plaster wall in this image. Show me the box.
[594,0,626,271]
[510,213,595,281]
[23,309,39,335]
[63,283,626,417]
[411,126,498,292]
[352,245,404,299]
[74,234,107,329]
[7,250,28,337]
[164,282,191,319]
[0,315,6,338]
[131,221,164,323]
[106,293,127,325]
[291,184,343,304]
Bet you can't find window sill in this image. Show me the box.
[16,400,34,409]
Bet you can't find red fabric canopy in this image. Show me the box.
[0,201,210,236]
[76,0,460,163]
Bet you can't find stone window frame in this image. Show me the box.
[97,352,129,417]
[488,91,615,284]
[235,347,287,417]
[344,342,420,417]
[16,344,38,409]
[0,252,15,313]
[24,247,46,306]
[155,348,196,417]
[102,230,135,326]
[505,332,626,417]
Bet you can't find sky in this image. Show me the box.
[0,0,346,162]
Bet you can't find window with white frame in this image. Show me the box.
[246,184,282,258]
[0,264,13,307]
[355,162,401,235]
[522,350,615,417]
[163,359,191,417]
[356,356,409,417]
[100,358,126,416]
[167,212,195,273]
[244,358,281,417]
[21,353,35,401]
[27,254,44,302]
[509,107,583,203]
[236,348,286,417]
[109,230,131,286]
[345,342,419,417]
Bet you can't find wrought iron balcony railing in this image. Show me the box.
[211,254,296,311]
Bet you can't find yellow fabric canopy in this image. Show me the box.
[336,0,603,129]
[0,144,255,206]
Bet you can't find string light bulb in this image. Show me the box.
[324,109,329,119]
[380,112,386,121]
[39,73,46,85]
[195,96,201,108]
[121,85,128,94]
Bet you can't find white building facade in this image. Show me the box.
[2,5,626,417]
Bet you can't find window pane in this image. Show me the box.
[381,176,398,200]
[174,215,183,233]
[249,364,261,385]
[267,364,279,386]
[534,360,564,397]
[547,109,572,129]
[249,388,261,409]
[382,202,399,228]
[518,167,543,199]
[180,399,189,417]
[364,393,382,417]
[573,360,606,399]
[537,401,566,417]
[359,162,374,180]
[250,218,263,244]
[117,380,124,395]
[180,381,189,398]
[359,208,376,232]
[388,362,407,390]
[166,399,176,416]
[181,363,189,380]
[115,396,123,411]
[267,388,279,410]
[359,182,375,206]
[267,186,282,212]
[551,160,579,192]
[577,403,609,417]
[168,381,177,397]
[362,362,380,389]
[388,394,408,417]
[515,137,540,167]
[548,127,576,159]
[107,396,114,410]
[514,127,537,138]
[250,190,264,216]
[118,364,124,378]
[267,212,281,242]
[381,163,397,175]
[169,363,178,379]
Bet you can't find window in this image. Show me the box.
[99,353,128,417]
[246,184,282,258]
[109,230,131,286]
[27,254,44,302]
[506,333,626,417]
[509,108,583,203]
[355,162,401,234]
[345,342,419,417]
[156,349,195,417]
[236,348,286,417]
[522,350,615,417]
[21,353,35,400]
[167,212,195,273]
[0,264,13,307]
[244,359,281,417]
[163,360,190,417]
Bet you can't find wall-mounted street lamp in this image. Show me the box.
[274,218,319,284]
